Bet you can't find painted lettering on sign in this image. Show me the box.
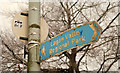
[40,21,102,61]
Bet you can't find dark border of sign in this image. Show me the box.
[40,21,102,62]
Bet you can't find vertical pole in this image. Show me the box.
[27,0,40,72]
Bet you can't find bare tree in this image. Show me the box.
[1,1,119,73]
[0,3,28,71]
[41,1,119,73]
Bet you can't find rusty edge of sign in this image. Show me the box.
[40,21,102,62]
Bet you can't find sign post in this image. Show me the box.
[40,21,102,61]
[27,1,40,72]
[12,11,49,43]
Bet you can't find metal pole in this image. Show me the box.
[27,0,40,72]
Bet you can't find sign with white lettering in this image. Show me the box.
[40,21,102,61]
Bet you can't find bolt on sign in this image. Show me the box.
[12,11,49,43]
[40,21,102,61]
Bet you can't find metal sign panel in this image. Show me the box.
[12,11,28,43]
[40,21,102,61]
[12,11,49,43]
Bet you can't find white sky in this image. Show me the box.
[0,3,14,33]
[0,0,118,71]
[0,2,28,33]
[0,0,118,33]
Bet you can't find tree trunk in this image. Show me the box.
[69,48,79,73]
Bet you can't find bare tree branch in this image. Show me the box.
[97,3,118,22]
[80,11,89,22]
[62,51,71,59]
[76,44,90,53]
[69,0,79,10]
[101,12,120,34]
[97,2,110,22]
[60,2,67,14]
[2,40,27,66]
[88,37,117,50]
[77,45,90,68]
[97,57,117,73]
[104,58,118,73]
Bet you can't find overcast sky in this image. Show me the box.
[0,0,119,33]
[0,0,119,71]
[0,2,28,34]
